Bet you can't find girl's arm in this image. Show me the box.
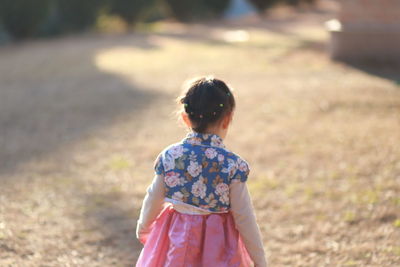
[230,180,267,267]
[136,174,165,244]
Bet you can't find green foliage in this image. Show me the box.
[53,0,106,32]
[249,0,278,11]
[0,0,251,39]
[249,0,317,12]
[286,0,317,5]
[108,0,159,25]
[164,0,231,22]
[204,0,231,15]
[0,0,51,39]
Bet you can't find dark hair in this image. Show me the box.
[179,76,236,133]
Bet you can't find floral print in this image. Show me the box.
[169,146,184,159]
[187,161,202,177]
[191,176,207,199]
[162,155,175,172]
[222,158,238,177]
[210,135,224,148]
[237,157,249,172]
[164,171,186,187]
[205,148,218,159]
[215,183,229,195]
[172,191,184,201]
[154,132,250,212]
[215,182,230,205]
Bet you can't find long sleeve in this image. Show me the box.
[230,180,267,267]
[136,174,166,244]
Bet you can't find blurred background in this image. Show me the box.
[0,0,399,266]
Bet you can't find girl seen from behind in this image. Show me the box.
[136,76,267,267]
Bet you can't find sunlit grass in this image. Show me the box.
[108,156,132,171]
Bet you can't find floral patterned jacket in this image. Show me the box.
[154,132,250,213]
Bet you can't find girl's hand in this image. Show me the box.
[136,225,151,245]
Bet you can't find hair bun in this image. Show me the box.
[179,77,235,132]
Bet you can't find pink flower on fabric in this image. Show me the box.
[237,158,248,172]
[163,155,175,171]
[222,158,238,176]
[187,161,202,177]
[187,137,202,145]
[164,171,183,187]
[168,145,184,159]
[172,191,184,201]
[205,148,218,159]
[202,134,210,139]
[218,154,224,162]
[211,135,223,148]
[219,193,229,205]
[215,183,229,196]
[191,177,206,199]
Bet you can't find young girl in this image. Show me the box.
[136,77,267,267]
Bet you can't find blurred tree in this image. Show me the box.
[249,0,278,11]
[204,0,232,16]
[0,0,319,41]
[0,0,51,39]
[108,0,159,25]
[286,0,317,5]
[165,0,231,21]
[53,0,106,32]
[250,0,317,12]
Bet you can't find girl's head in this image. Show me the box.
[178,76,236,138]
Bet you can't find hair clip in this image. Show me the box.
[227,92,231,96]
[219,103,224,107]
[199,114,203,118]
[213,112,216,115]
[184,103,188,107]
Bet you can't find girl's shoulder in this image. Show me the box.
[219,148,251,183]
[156,142,188,160]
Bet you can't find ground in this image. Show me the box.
[0,2,399,267]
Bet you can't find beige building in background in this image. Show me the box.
[326,0,400,62]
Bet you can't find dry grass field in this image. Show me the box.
[1,3,399,267]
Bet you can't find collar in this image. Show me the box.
[182,132,226,149]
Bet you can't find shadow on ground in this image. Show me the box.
[345,61,400,86]
[0,34,161,176]
[0,33,166,265]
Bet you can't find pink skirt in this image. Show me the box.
[136,204,253,267]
